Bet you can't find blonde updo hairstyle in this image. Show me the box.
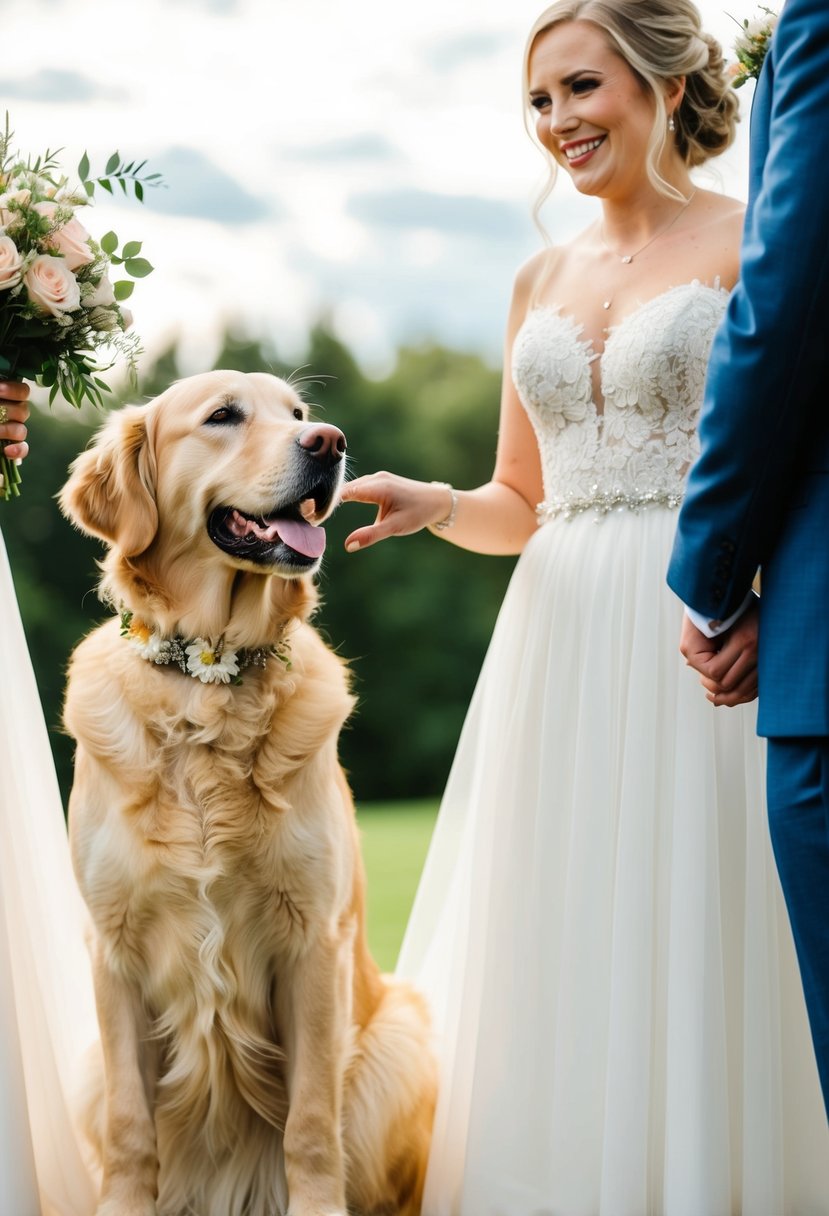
[523,0,739,219]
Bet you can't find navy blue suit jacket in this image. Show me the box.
[668,0,829,737]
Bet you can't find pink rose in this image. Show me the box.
[35,201,95,271]
[25,254,81,316]
[0,235,23,290]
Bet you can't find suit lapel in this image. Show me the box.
[747,41,775,209]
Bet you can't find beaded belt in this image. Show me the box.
[537,487,684,523]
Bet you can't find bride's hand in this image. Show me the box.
[340,473,453,552]
[0,380,31,462]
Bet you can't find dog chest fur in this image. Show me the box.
[66,618,357,974]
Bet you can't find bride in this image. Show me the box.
[0,379,97,1214]
[341,1,829,1212]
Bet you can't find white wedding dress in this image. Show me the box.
[398,283,829,1216]
[0,531,98,1215]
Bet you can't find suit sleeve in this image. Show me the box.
[668,0,829,619]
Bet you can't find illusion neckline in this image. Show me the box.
[521,279,728,418]
[529,279,728,357]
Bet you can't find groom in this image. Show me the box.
[667,0,829,1117]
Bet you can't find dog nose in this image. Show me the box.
[297,423,347,465]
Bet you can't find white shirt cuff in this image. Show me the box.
[685,589,757,639]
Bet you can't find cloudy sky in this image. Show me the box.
[4,0,758,376]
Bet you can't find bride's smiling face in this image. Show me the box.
[528,19,663,199]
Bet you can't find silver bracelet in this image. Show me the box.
[430,481,458,532]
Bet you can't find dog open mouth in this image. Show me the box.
[208,491,331,569]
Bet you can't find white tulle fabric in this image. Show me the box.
[0,531,98,1215]
[398,284,829,1215]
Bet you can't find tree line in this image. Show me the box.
[4,324,516,807]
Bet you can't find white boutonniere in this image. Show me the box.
[730,7,779,88]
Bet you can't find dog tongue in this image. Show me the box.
[228,510,326,559]
[272,517,326,559]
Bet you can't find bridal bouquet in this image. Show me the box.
[731,7,779,88]
[0,116,162,499]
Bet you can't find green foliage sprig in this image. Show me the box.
[0,114,163,498]
[77,150,163,204]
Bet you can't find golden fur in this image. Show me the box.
[60,371,436,1216]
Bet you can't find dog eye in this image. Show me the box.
[292,407,304,421]
[205,405,241,426]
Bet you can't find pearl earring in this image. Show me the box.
[668,114,676,133]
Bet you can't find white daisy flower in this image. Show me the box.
[184,639,240,684]
[126,618,170,663]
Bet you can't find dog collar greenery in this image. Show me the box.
[119,609,290,684]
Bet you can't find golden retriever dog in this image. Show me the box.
[59,371,436,1216]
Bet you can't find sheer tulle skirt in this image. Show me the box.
[398,509,829,1216]
[0,533,98,1215]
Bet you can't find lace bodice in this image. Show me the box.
[512,282,728,520]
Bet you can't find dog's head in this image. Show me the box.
[60,370,346,580]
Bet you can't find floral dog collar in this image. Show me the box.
[119,609,289,684]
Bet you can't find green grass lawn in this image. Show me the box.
[356,800,438,971]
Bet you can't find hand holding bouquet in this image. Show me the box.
[0,115,162,499]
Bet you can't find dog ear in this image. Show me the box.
[60,405,158,557]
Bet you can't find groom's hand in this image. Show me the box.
[680,604,759,707]
[701,601,759,707]
[680,612,720,673]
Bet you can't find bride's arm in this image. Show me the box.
[0,380,31,461]
[341,258,545,558]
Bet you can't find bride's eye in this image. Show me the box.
[572,77,599,94]
[530,94,551,112]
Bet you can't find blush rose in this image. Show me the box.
[35,202,95,271]
[0,235,24,290]
[25,254,81,316]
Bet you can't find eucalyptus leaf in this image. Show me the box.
[114,280,134,301]
[105,151,120,175]
[122,241,142,259]
[77,151,90,182]
[100,231,118,255]
[124,258,153,279]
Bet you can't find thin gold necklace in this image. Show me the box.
[600,190,696,310]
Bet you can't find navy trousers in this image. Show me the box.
[767,737,829,1118]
